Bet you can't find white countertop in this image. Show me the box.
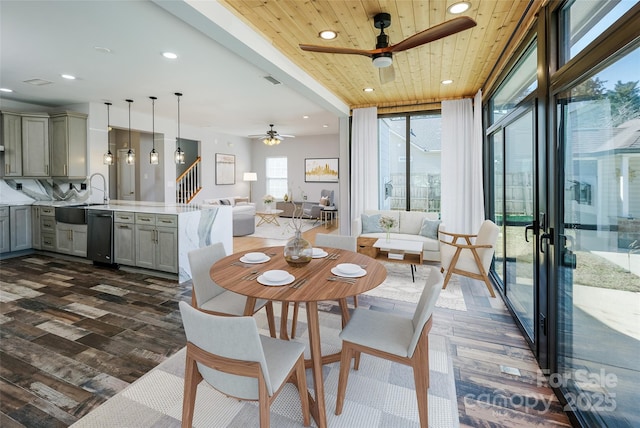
[24,200,215,214]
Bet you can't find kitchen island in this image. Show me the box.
[83,201,232,283]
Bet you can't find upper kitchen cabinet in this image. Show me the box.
[50,112,87,178]
[21,113,49,177]
[1,111,23,177]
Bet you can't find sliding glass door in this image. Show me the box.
[555,46,639,427]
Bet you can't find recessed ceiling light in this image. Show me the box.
[61,74,76,80]
[0,88,13,93]
[448,2,471,14]
[441,79,453,85]
[162,52,178,59]
[322,124,329,128]
[303,115,309,119]
[363,87,375,92]
[319,30,337,40]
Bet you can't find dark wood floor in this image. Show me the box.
[0,224,571,427]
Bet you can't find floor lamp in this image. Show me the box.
[243,172,257,202]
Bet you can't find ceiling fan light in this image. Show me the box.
[372,55,393,68]
[263,137,280,146]
[448,2,471,14]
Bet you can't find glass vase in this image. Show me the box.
[385,228,391,242]
[284,230,313,267]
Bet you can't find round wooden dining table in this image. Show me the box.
[210,246,387,428]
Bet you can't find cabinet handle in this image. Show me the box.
[160,220,172,224]
[118,225,130,229]
[120,216,130,220]
[47,164,49,175]
[64,164,67,176]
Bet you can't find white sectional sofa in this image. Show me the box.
[352,210,445,262]
[203,196,256,216]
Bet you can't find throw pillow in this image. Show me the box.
[419,218,441,239]
[319,196,329,206]
[219,199,231,205]
[361,213,383,233]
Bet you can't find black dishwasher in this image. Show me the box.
[87,210,116,266]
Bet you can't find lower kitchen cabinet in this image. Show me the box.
[114,211,135,266]
[56,223,87,257]
[9,205,32,252]
[0,207,9,253]
[134,213,177,273]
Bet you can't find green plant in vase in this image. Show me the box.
[379,215,397,242]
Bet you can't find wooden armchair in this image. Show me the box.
[439,219,499,297]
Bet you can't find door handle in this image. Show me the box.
[525,223,535,242]
[540,232,553,253]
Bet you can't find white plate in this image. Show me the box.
[312,250,328,259]
[311,247,325,257]
[244,252,267,262]
[239,255,271,264]
[335,263,361,275]
[331,267,367,278]
[262,269,289,282]
[257,274,295,286]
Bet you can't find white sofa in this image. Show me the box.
[352,210,445,262]
[203,196,256,216]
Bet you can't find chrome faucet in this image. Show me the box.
[89,172,109,204]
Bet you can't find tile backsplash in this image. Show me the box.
[0,178,90,204]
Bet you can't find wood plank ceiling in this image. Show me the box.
[218,1,541,113]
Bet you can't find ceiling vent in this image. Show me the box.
[24,78,53,86]
[263,75,281,85]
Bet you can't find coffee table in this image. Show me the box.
[373,238,423,282]
[255,209,284,226]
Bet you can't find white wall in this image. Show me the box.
[248,133,340,204]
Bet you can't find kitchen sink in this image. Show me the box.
[55,205,88,224]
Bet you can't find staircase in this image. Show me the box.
[176,156,202,204]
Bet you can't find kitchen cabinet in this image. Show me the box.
[55,223,87,257]
[31,206,41,249]
[0,207,9,253]
[9,205,32,251]
[114,211,135,266]
[21,113,49,177]
[40,206,56,251]
[1,112,22,177]
[135,213,177,273]
[50,112,87,178]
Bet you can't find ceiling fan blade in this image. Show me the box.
[388,16,476,53]
[379,64,395,85]
[299,44,374,57]
[279,134,295,138]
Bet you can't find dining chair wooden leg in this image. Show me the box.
[182,352,202,428]
[258,374,270,428]
[412,333,430,428]
[335,343,354,415]
[294,355,311,426]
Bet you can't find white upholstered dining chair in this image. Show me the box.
[188,243,276,337]
[335,267,444,428]
[178,301,310,428]
[289,233,358,338]
[439,219,499,298]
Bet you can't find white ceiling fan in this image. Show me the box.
[248,124,295,145]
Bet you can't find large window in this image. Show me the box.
[378,113,441,213]
[265,157,287,199]
[559,0,635,66]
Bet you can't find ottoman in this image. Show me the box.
[233,213,255,236]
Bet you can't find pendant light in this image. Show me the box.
[174,92,185,164]
[126,99,135,165]
[103,102,114,165]
[149,96,159,165]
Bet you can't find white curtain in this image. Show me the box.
[441,92,485,234]
[351,107,378,223]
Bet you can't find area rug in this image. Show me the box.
[71,302,459,428]
[249,217,318,240]
[364,262,467,311]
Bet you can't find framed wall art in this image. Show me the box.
[215,153,236,185]
[305,158,339,183]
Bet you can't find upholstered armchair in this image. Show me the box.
[302,189,335,219]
